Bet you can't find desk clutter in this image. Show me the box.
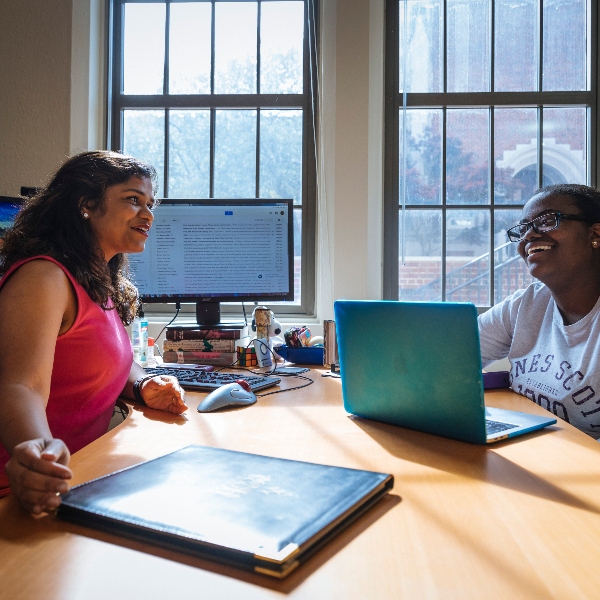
[237,345,258,367]
[273,324,326,366]
[162,325,245,366]
[274,345,324,365]
[130,310,339,372]
[130,315,325,398]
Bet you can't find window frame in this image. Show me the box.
[108,0,317,318]
[383,0,598,306]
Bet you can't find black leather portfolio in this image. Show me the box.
[58,445,393,578]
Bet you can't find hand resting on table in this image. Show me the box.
[5,437,72,515]
[140,375,187,414]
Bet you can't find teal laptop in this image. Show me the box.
[333,300,556,444]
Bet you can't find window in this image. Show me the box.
[110,0,316,316]
[384,0,595,306]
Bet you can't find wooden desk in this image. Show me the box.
[1,369,600,599]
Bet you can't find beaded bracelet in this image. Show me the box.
[132,375,156,405]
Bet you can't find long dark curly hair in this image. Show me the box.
[0,150,157,325]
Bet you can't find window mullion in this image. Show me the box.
[489,107,495,304]
[406,91,593,106]
[163,2,170,196]
[256,1,261,198]
[383,0,400,299]
[209,108,215,198]
[257,0,261,95]
[590,0,597,186]
[538,0,544,92]
[537,0,543,190]
[256,108,260,198]
[490,0,495,92]
[490,0,495,304]
[441,108,447,301]
[538,107,543,190]
[210,1,215,95]
[441,0,447,301]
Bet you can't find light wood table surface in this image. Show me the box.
[1,368,600,599]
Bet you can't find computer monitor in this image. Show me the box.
[127,199,294,326]
[0,196,23,240]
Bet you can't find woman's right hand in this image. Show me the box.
[5,438,72,514]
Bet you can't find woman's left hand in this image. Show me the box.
[140,376,187,414]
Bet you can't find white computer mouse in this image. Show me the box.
[197,381,257,413]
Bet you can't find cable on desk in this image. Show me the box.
[212,338,314,396]
[255,373,314,397]
[212,337,273,373]
[250,338,315,396]
[153,302,181,358]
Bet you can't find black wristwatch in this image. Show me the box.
[132,375,155,405]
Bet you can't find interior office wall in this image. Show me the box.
[316,0,384,321]
[0,0,73,196]
[70,0,108,155]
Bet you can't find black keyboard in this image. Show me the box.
[486,419,517,435]
[145,366,281,392]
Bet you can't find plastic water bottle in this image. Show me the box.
[131,310,149,365]
[132,314,142,353]
[147,336,156,367]
[139,311,149,366]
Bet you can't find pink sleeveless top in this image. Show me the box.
[0,256,133,495]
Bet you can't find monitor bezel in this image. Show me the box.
[133,198,295,305]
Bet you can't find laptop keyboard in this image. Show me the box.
[486,419,517,435]
[144,367,281,392]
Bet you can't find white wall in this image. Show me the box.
[0,0,73,195]
[0,0,107,196]
[70,0,108,155]
[316,0,384,322]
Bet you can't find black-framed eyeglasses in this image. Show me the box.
[506,212,594,242]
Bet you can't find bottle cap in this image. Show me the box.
[148,337,155,346]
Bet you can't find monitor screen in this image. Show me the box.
[0,196,23,240]
[128,199,294,326]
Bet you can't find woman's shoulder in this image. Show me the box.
[503,281,550,307]
[482,282,550,325]
[1,257,73,291]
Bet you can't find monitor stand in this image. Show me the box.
[195,301,246,329]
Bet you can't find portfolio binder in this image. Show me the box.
[58,445,393,578]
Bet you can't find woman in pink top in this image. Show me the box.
[0,151,187,514]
